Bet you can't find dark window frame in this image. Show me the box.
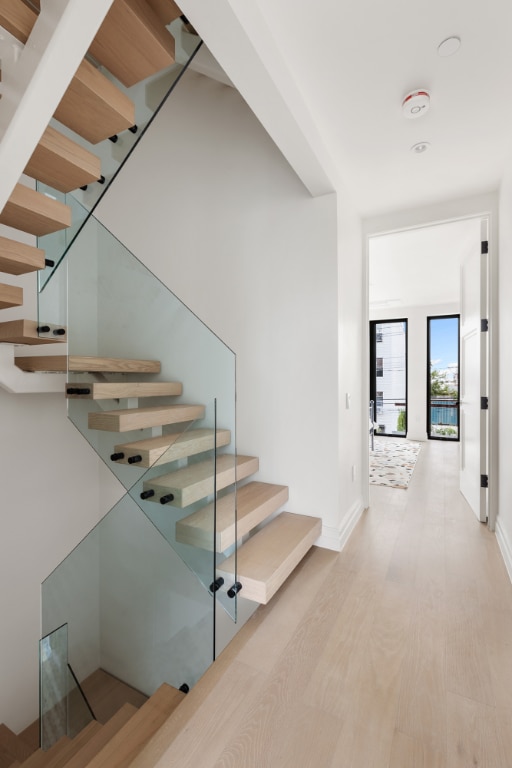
[426,314,460,442]
[369,318,408,438]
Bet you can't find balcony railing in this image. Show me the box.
[430,398,458,438]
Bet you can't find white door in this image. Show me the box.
[459,223,488,522]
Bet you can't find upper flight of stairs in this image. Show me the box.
[0,0,185,359]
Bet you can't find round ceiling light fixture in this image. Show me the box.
[438,36,461,57]
[411,141,431,154]
[402,89,431,119]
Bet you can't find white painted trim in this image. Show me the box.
[496,517,512,585]
[316,499,365,552]
[0,346,65,394]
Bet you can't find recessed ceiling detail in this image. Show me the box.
[438,36,461,57]
[402,89,430,119]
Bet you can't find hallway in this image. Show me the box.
[136,440,512,767]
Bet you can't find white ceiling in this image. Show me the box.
[186,0,512,217]
[254,0,512,216]
[369,217,481,308]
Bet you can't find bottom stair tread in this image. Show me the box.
[218,512,321,605]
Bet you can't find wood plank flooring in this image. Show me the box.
[131,439,512,768]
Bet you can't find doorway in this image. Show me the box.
[366,211,494,527]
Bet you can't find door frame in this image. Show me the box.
[363,194,498,530]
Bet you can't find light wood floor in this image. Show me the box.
[140,439,512,767]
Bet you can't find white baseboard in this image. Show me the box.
[496,517,512,585]
[316,498,365,552]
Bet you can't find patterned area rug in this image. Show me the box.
[369,438,421,489]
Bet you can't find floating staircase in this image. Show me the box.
[65,357,319,601]
[0,1,324,756]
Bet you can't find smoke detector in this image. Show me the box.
[402,89,430,119]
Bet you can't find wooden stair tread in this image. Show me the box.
[0,319,66,345]
[21,737,71,768]
[146,0,182,25]
[218,512,322,604]
[54,59,135,144]
[62,704,138,768]
[176,481,289,552]
[66,381,182,400]
[0,184,71,237]
[39,722,101,768]
[0,283,23,309]
[0,237,45,275]
[0,0,36,44]
[80,669,147,725]
[113,427,231,467]
[15,355,66,372]
[143,454,259,508]
[0,1,135,143]
[25,126,101,193]
[15,355,161,373]
[84,684,184,768]
[89,0,176,88]
[88,403,205,432]
[0,724,34,763]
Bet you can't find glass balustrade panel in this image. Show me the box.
[38,205,238,621]
[42,494,215,708]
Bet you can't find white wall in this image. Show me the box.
[95,69,364,551]
[370,303,459,442]
[0,388,114,732]
[337,194,366,543]
[496,165,512,574]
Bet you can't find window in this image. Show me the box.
[427,315,460,441]
[370,320,408,437]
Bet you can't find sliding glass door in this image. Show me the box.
[369,319,408,437]
[427,315,460,440]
